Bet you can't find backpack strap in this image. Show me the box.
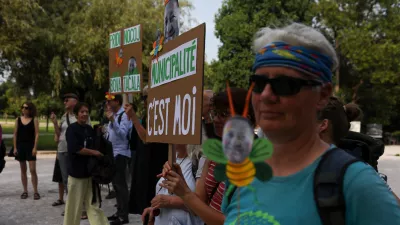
[66,113,71,126]
[117,112,124,125]
[314,148,360,225]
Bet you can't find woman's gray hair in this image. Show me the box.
[253,23,338,71]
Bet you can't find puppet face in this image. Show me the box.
[128,57,137,73]
[164,0,179,43]
[222,117,254,164]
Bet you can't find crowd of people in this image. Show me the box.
[1,22,400,225]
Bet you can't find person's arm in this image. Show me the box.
[131,113,146,143]
[78,147,102,157]
[161,163,225,225]
[66,125,102,157]
[32,118,39,155]
[344,162,400,224]
[51,113,61,138]
[182,191,225,225]
[109,113,130,139]
[151,195,187,210]
[13,118,18,152]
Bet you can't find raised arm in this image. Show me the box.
[124,104,147,143]
[50,112,61,138]
[161,163,225,225]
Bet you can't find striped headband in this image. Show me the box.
[252,42,334,83]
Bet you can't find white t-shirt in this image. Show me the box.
[154,156,203,225]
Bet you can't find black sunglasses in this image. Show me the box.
[21,106,29,110]
[250,75,322,96]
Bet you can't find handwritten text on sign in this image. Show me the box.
[147,86,198,137]
[151,39,197,88]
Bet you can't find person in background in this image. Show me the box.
[125,85,169,215]
[51,93,90,219]
[63,102,108,225]
[105,94,132,225]
[51,155,65,207]
[159,88,256,225]
[50,93,79,208]
[13,102,40,200]
[317,96,400,204]
[142,144,202,225]
[187,90,214,183]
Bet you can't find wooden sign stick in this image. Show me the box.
[168,144,176,170]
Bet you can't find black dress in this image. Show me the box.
[15,117,36,162]
[128,116,168,215]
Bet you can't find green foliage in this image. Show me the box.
[0,0,193,106]
[212,0,316,91]
[211,0,400,127]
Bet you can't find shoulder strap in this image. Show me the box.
[66,113,71,126]
[314,148,360,225]
[118,112,124,125]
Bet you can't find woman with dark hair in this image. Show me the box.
[63,102,108,225]
[317,97,400,204]
[13,102,40,200]
[147,87,256,225]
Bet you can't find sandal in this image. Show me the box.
[33,193,41,200]
[52,199,65,206]
[81,211,88,220]
[21,192,28,199]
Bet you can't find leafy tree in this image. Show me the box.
[315,0,400,126]
[212,0,316,91]
[0,0,193,106]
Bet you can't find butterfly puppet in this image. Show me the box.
[202,82,274,209]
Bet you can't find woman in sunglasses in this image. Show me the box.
[220,23,399,224]
[13,102,40,200]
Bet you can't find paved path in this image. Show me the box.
[1,146,400,225]
[0,155,142,225]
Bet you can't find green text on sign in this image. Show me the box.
[124,25,141,45]
[110,77,122,93]
[151,39,198,88]
[123,74,141,92]
[110,31,121,49]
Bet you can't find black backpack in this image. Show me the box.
[117,112,139,152]
[226,148,361,225]
[0,140,6,174]
[88,126,116,184]
[338,131,384,171]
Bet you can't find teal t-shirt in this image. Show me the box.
[222,148,400,225]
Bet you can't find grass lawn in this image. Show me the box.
[3,134,57,151]
[2,124,57,151]
[1,119,98,151]
[1,126,55,134]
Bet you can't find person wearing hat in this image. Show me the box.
[105,92,132,225]
[51,93,91,219]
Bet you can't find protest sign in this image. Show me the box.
[109,24,143,94]
[146,23,205,145]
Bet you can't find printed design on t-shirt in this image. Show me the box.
[228,210,281,225]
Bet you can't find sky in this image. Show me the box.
[187,0,223,62]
